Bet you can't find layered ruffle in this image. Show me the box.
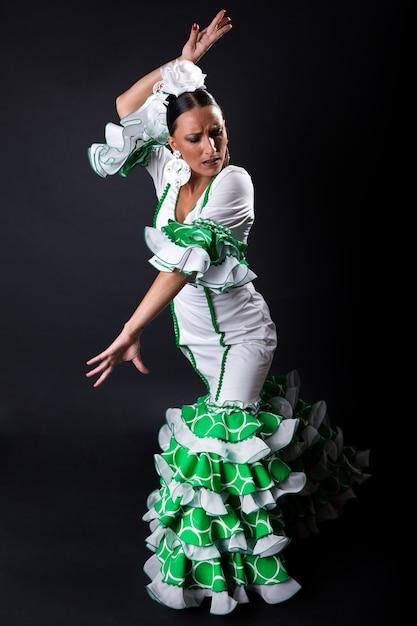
[143,370,370,614]
[144,554,302,614]
[145,218,257,292]
[88,94,169,178]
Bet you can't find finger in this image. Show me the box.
[217,16,232,32]
[92,370,110,388]
[132,357,150,375]
[210,8,227,27]
[208,9,231,35]
[85,363,103,377]
[91,365,113,388]
[86,353,106,366]
[188,21,199,43]
[85,361,112,379]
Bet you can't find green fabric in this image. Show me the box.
[181,395,260,442]
[161,218,248,266]
[156,536,291,589]
[119,138,160,177]
[145,373,368,600]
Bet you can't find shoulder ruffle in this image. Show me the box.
[88,94,169,178]
[144,218,257,292]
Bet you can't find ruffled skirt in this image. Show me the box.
[142,370,370,615]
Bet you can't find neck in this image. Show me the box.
[182,175,213,196]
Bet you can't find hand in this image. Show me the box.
[181,9,232,64]
[85,328,149,388]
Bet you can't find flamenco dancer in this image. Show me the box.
[86,9,369,615]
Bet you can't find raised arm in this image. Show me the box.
[115,9,232,119]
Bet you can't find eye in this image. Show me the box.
[211,128,223,138]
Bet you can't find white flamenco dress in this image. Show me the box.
[88,95,370,615]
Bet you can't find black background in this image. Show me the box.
[0,1,404,624]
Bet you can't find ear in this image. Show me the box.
[167,136,176,151]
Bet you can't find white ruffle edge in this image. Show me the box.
[88,95,169,177]
[143,524,291,561]
[144,226,257,292]
[160,406,300,463]
[144,554,301,615]
[143,467,307,529]
[148,452,306,513]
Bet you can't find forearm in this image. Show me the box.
[115,10,231,119]
[115,51,197,119]
[123,269,190,338]
[115,62,174,120]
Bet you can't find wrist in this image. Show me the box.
[122,322,143,340]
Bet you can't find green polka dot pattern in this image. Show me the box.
[144,372,369,611]
[160,441,282,495]
[182,395,265,442]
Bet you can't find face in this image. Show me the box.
[168,105,228,180]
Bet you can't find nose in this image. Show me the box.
[203,135,216,153]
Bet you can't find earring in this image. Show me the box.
[164,150,191,187]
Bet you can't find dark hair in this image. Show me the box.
[166,89,222,135]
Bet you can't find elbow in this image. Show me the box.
[115,95,125,120]
[116,94,132,120]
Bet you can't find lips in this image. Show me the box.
[203,157,220,166]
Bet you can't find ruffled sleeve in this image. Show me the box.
[144,218,257,292]
[88,94,169,178]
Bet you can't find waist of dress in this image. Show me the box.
[185,281,254,294]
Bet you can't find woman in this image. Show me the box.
[86,9,369,616]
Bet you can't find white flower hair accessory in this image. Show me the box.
[154,59,207,98]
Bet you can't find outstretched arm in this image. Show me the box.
[86,269,190,387]
[116,9,232,119]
